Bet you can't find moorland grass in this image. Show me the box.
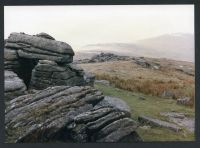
[95,83,195,141]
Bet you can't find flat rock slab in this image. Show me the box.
[138,115,182,132]
[160,112,185,119]
[95,80,110,86]
[160,112,194,132]
[94,96,131,114]
[5,86,141,143]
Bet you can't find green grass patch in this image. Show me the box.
[95,83,195,141]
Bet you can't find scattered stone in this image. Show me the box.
[177,97,192,106]
[5,86,141,143]
[162,90,174,98]
[169,117,194,133]
[138,115,182,132]
[95,80,110,86]
[134,58,150,68]
[175,67,194,76]
[160,112,185,119]
[160,112,194,132]
[4,70,27,101]
[89,52,129,63]
[139,125,151,130]
[75,52,130,64]
[134,57,160,70]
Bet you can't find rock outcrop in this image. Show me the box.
[4,32,142,143]
[5,32,74,63]
[5,86,141,143]
[4,70,27,101]
[133,57,160,70]
[175,67,194,76]
[30,60,86,89]
[4,32,94,91]
[74,52,130,64]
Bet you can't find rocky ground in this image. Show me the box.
[4,32,142,143]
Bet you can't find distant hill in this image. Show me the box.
[74,33,194,62]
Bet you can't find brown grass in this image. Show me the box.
[78,60,194,107]
[96,73,194,107]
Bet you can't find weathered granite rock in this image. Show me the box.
[5,86,141,143]
[35,32,55,40]
[160,112,185,119]
[85,52,130,63]
[5,32,74,63]
[177,97,192,106]
[134,57,160,70]
[160,112,195,132]
[4,48,20,73]
[83,72,95,86]
[138,115,181,132]
[4,70,27,101]
[94,96,131,114]
[162,90,174,98]
[175,67,194,76]
[5,32,95,89]
[29,60,86,90]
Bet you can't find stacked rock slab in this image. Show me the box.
[5,86,141,143]
[30,60,86,89]
[5,32,74,63]
[4,47,20,73]
[4,32,94,89]
[4,70,27,101]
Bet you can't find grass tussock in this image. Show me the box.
[96,73,194,107]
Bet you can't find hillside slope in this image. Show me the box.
[75,33,194,62]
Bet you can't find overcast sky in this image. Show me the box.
[4,5,194,51]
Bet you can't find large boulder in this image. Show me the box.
[4,33,95,88]
[4,70,27,101]
[5,32,74,64]
[94,96,131,114]
[30,60,86,90]
[5,86,141,143]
